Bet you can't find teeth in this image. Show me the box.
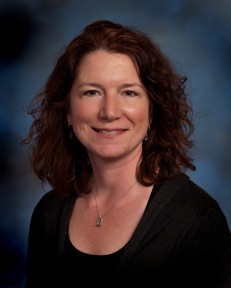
[94,128,125,134]
[100,130,118,134]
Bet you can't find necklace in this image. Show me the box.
[92,181,137,227]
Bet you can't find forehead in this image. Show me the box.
[76,50,140,79]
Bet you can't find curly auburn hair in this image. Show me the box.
[22,19,196,196]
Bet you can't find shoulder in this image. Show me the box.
[30,190,77,231]
[32,190,68,216]
[160,174,221,212]
[152,174,230,234]
[165,176,231,271]
[177,175,223,215]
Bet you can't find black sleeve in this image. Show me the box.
[24,191,66,288]
[180,206,231,287]
[169,181,231,287]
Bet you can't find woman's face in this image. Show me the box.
[67,50,150,163]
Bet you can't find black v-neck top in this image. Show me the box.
[59,184,162,286]
[25,175,231,288]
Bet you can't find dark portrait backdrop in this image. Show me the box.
[0,0,230,287]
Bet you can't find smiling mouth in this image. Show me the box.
[93,128,127,134]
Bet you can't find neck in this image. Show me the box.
[89,150,141,194]
[92,164,138,196]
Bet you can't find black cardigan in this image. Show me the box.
[25,175,231,288]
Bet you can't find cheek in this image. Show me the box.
[68,107,91,140]
[127,104,150,125]
[67,103,94,124]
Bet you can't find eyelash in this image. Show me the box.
[123,90,139,97]
[83,90,100,96]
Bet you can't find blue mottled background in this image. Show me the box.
[0,0,230,287]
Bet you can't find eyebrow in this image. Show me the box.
[77,82,102,88]
[120,83,144,89]
[77,82,145,89]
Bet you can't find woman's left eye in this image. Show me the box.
[124,90,138,97]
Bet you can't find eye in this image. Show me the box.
[123,90,139,97]
[83,90,100,96]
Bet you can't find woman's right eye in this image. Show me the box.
[83,90,100,96]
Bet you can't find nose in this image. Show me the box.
[99,93,121,121]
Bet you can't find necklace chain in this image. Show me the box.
[93,181,137,227]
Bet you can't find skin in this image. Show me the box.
[67,50,153,254]
[67,50,150,166]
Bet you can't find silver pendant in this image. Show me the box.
[96,216,103,226]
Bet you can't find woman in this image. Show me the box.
[23,19,231,287]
